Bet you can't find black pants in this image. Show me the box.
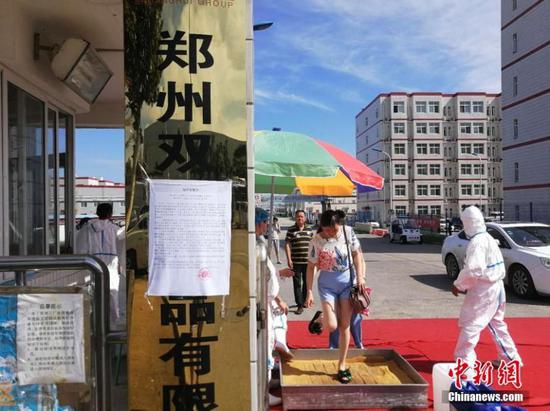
[292,264,308,308]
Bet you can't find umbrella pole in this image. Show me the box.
[267,176,275,256]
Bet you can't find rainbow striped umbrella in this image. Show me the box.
[254,130,384,196]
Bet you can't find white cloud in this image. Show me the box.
[255,88,334,112]
[264,0,501,92]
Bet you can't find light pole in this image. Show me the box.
[373,148,392,222]
[468,152,483,212]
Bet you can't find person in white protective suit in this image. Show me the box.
[75,203,125,330]
[452,206,522,367]
[255,208,294,407]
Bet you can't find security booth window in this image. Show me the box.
[7,82,74,256]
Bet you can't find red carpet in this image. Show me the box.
[271,317,550,410]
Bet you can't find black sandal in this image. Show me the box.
[308,311,323,335]
[337,368,352,384]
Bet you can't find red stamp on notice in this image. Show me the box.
[198,268,211,280]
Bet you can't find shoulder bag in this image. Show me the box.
[343,226,371,314]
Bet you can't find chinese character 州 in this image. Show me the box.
[158,31,214,73]
[156,81,211,124]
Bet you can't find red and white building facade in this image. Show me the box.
[72,177,125,218]
[356,92,503,222]
[501,0,550,223]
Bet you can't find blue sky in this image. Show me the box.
[75,128,124,182]
[254,0,501,154]
[76,0,500,181]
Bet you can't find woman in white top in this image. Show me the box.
[305,209,366,384]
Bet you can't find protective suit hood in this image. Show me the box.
[461,206,486,238]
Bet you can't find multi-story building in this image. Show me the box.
[501,0,550,223]
[356,93,503,223]
[73,176,125,218]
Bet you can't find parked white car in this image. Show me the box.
[441,222,550,298]
[367,220,380,229]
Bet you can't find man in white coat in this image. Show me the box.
[76,203,124,330]
[452,206,522,367]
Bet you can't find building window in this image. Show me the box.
[428,123,440,134]
[460,101,471,113]
[513,119,518,139]
[393,101,405,113]
[445,187,449,197]
[472,122,484,134]
[416,143,428,155]
[394,143,406,155]
[430,205,441,215]
[416,123,427,134]
[461,143,472,154]
[417,206,429,215]
[429,164,441,175]
[487,127,491,136]
[394,122,405,134]
[444,147,448,156]
[416,101,427,113]
[473,164,485,175]
[395,185,406,196]
[443,127,447,137]
[514,162,519,182]
[8,83,45,255]
[395,206,407,215]
[365,117,369,127]
[417,164,428,175]
[512,33,517,53]
[461,164,473,175]
[460,123,471,134]
[417,185,428,196]
[394,164,406,175]
[365,136,368,145]
[473,184,485,196]
[376,109,379,118]
[472,101,484,113]
[512,0,517,10]
[81,201,88,207]
[428,101,440,113]
[513,76,518,96]
[472,143,484,154]
[429,143,441,155]
[461,184,473,196]
[430,185,441,196]
[514,205,520,220]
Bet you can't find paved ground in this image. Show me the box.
[274,217,550,321]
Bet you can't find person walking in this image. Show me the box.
[452,206,522,369]
[285,210,314,314]
[305,209,366,383]
[268,217,282,264]
[75,203,124,330]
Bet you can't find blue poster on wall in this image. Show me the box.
[0,296,71,410]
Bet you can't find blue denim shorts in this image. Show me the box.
[318,269,352,303]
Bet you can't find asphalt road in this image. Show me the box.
[273,218,550,321]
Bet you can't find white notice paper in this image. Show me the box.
[17,293,85,384]
[147,179,232,296]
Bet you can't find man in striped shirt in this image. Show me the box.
[285,210,314,314]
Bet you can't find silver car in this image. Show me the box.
[441,222,550,298]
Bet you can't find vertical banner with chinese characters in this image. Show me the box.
[125,1,251,410]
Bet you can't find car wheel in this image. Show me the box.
[445,254,460,280]
[419,238,423,244]
[389,236,394,243]
[400,236,407,244]
[510,265,536,298]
